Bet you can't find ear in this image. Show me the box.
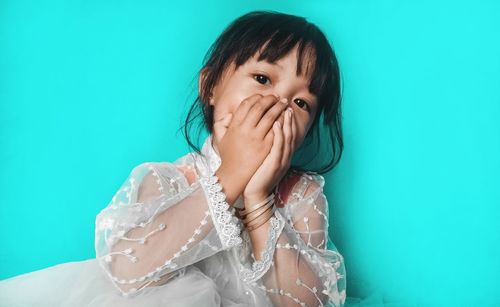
[198,67,213,105]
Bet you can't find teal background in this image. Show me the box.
[1,1,499,306]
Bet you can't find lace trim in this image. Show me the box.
[239,210,285,283]
[199,172,243,249]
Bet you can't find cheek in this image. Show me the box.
[217,87,253,113]
[213,75,256,114]
[213,92,246,116]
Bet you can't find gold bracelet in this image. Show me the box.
[245,205,273,227]
[246,206,276,231]
[242,199,273,224]
[237,193,275,217]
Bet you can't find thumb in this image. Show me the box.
[219,113,233,127]
[213,113,233,142]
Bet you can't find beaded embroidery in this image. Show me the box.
[93,135,347,305]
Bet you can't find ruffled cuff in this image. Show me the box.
[199,172,243,249]
[239,210,286,283]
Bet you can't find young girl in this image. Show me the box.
[0,10,346,307]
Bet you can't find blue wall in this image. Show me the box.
[1,1,499,306]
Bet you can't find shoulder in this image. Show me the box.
[130,147,207,187]
[302,172,325,198]
[129,161,197,201]
[128,162,162,202]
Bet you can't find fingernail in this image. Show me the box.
[280,98,288,104]
[276,121,281,128]
[287,108,292,117]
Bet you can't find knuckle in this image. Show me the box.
[255,94,264,99]
[248,135,257,143]
[252,102,264,112]
[246,94,262,105]
[243,95,259,105]
[263,94,279,103]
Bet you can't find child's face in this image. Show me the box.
[201,44,318,153]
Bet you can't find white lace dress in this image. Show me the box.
[0,134,347,307]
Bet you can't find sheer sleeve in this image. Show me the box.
[94,157,243,297]
[238,173,347,307]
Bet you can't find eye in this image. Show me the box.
[253,74,271,85]
[294,98,310,112]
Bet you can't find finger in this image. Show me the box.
[268,121,284,169]
[213,113,233,143]
[290,110,297,154]
[213,112,232,131]
[263,123,275,150]
[215,112,232,127]
[231,94,263,125]
[243,94,281,128]
[282,107,293,166]
[255,97,289,136]
[277,111,285,129]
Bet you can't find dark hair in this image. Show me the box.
[178,10,343,175]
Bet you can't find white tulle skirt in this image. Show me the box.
[0,256,382,307]
[0,257,254,307]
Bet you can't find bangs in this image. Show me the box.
[256,38,318,90]
[208,12,332,104]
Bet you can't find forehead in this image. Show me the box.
[243,44,317,83]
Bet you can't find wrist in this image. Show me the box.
[243,192,273,207]
[239,192,276,232]
[215,166,246,206]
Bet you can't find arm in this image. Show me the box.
[240,173,347,307]
[95,160,243,297]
